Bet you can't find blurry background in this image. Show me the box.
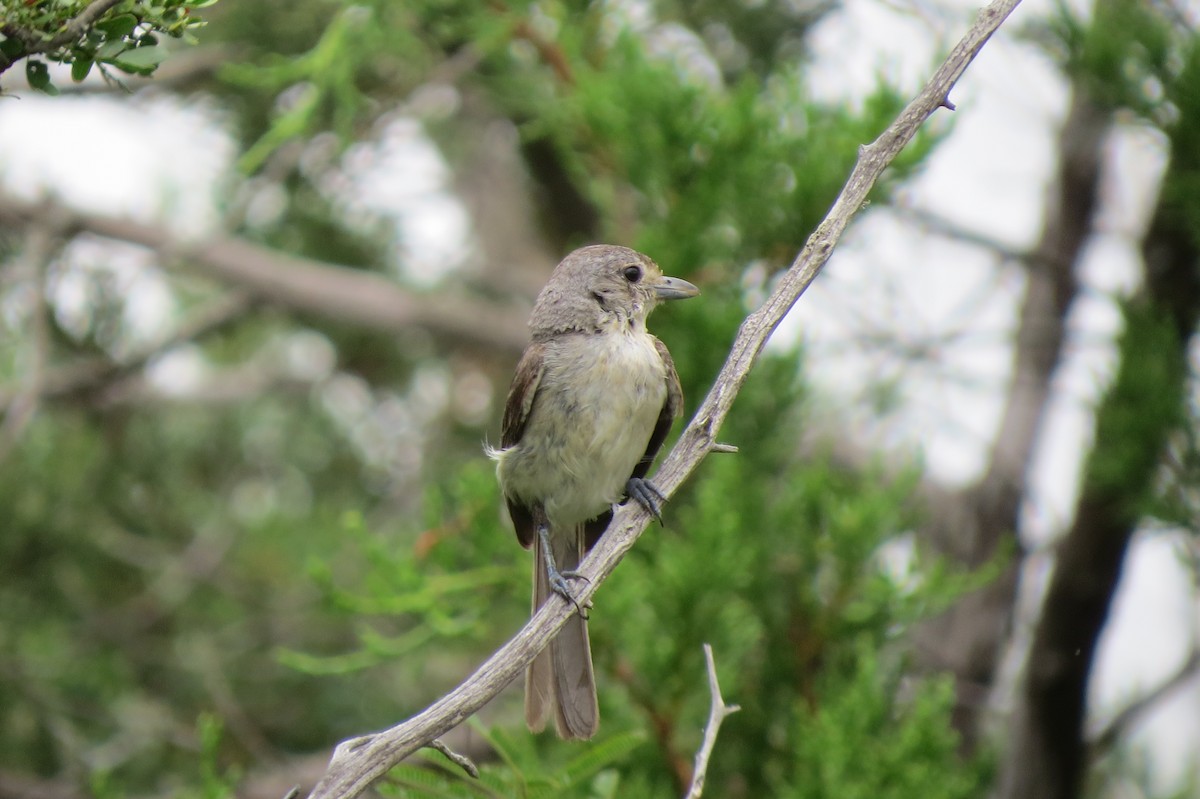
[1,1,1198,797]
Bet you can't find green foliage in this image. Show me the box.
[0,0,215,94]
[1084,302,1185,509]
[221,6,381,173]
[790,655,991,799]
[380,724,646,798]
[278,465,526,679]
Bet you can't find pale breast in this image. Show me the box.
[496,331,667,527]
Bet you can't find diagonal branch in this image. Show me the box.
[302,3,1023,798]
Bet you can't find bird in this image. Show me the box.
[488,244,698,739]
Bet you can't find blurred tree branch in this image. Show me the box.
[0,768,87,799]
[895,205,1029,264]
[0,194,530,356]
[0,290,253,412]
[0,216,60,461]
[912,80,1112,751]
[998,42,1200,792]
[1088,643,1200,755]
[303,2,1022,797]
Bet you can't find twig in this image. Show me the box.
[1088,644,1200,754]
[54,46,238,94]
[425,739,479,779]
[684,644,740,799]
[304,3,1022,798]
[893,205,1031,264]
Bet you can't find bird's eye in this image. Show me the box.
[623,265,642,283]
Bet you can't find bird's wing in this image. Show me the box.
[630,335,683,482]
[501,342,547,548]
[501,342,546,448]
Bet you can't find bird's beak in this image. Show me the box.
[652,275,700,301]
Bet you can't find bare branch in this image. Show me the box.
[0,217,62,462]
[302,3,1023,798]
[684,644,740,799]
[1088,645,1200,755]
[998,68,1200,798]
[912,81,1113,752]
[0,195,530,356]
[0,291,254,419]
[894,205,1030,263]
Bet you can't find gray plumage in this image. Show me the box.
[489,244,697,739]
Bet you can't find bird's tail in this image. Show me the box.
[526,522,598,739]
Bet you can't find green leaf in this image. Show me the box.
[71,58,94,83]
[113,46,169,70]
[25,60,59,95]
[94,13,138,38]
[0,37,24,60]
[95,40,127,60]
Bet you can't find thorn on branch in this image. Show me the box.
[941,96,957,111]
[685,644,740,799]
[709,442,739,454]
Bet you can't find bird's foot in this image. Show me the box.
[548,568,591,619]
[625,477,667,524]
[538,525,591,619]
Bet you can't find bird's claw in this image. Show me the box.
[537,524,592,619]
[625,477,667,523]
[549,569,591,619]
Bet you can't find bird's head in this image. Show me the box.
[530,245,699,337]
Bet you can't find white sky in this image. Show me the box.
[1,0,1197,791]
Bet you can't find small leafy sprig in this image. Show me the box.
[0,0,217,94]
